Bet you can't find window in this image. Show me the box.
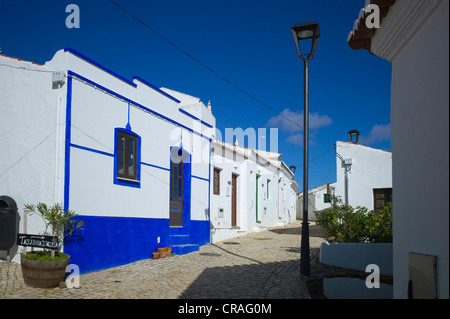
[213,167,221,195]
[373,188,392,213]
[114,128,141,187]
[324,194,331,203]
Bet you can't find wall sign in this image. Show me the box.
[16,233,59,249]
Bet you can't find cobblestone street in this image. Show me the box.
[0,220,325,299]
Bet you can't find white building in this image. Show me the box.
[348,0,449,298]
[297,182,336,221]
[298,138,392,222]
[0,48,299,274]
[0,48,214,273]
[210,140,298,243]
[335,140,392,211]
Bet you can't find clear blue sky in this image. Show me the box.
[0,0,392,191]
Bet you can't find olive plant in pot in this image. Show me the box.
[20,203,84,288]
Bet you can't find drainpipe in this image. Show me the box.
[54,83,62,204]
[335,145,352,206]
[343,158,352,206]
[52,71,66,205]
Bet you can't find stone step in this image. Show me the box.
[172,244,199,255]
[170,234,191,246]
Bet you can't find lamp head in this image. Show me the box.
[348,129,360,144]
[291,21,320,61]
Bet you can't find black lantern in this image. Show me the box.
[291,21,320,61]
[348,129,360,144]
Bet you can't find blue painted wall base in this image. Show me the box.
[65,216,210,274]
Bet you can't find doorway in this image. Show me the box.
[231,174,238,227]
[170,159,183,227]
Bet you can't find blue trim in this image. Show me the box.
[207,140,211,243]
[192,175,209,182]
[68,70,212,142]
[126,102,131,131]
[64,48,137,88]
[179,108,213,128]
[71,143,114,157]
[169,147,191,236]
[64,76,73,212]
[133,76,181,104]
[113,128,141,188]
[141,162,170,172]
[63,48,182,104]
[70,142,170,173]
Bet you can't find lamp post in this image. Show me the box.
[291,21,320,277]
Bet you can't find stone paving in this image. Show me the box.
[0,220,325,299]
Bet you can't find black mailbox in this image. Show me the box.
[0,195,18,250]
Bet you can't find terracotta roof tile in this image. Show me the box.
[0,53,43,66]
[347,0,396,52]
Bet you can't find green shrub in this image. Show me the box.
[314,196,392,243]
[21,251,69,261]
[24,203,84,252]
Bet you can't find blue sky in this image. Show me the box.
[0,0,392,191]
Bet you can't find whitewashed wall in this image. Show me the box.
[210,141,296,243]
[335,141,392,210]
[0,48,214,271]
[371,0,449,299]
[0,55,63,262]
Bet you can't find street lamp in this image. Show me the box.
[291,21,320,277]
[348,129,360,144]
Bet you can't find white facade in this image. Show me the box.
[369,0,449,299]
[0,48,299,273]
[209,140,297,243]
[335,141,392,210]
[348,0,449,298]
[0,48,214,272]
[297,182,336,221]
[297,141,392,222]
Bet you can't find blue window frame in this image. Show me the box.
[114,128,141,188]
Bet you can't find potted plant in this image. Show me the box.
[20,203,84,288]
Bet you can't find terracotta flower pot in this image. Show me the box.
[151,251,160,260]
[157,247,170,258]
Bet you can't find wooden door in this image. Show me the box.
[231,174,237,227]
[256,174,260,221]
[170,160,183,226]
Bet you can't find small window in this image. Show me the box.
[213,167,221,195]
[324,194,331,203]
[115,129,140,187]
[373,188,392,213]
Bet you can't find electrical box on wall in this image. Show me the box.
[408,252,437,299]
[52,71,66,85]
